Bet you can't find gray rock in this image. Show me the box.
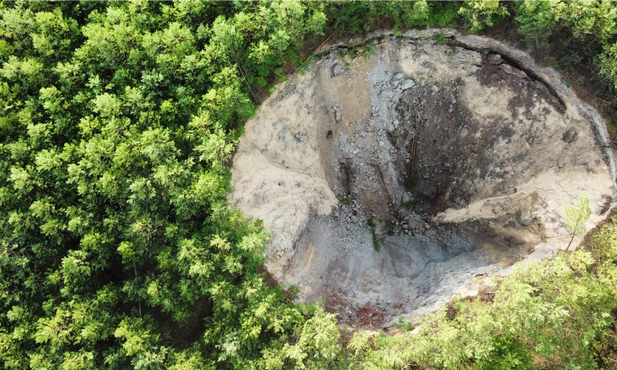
[401,79,416,90]
[331,62,344,77]
[335,110,343,122]
[382,90,395,100]
[232,35,614,330]
[515,208,533,227]
[505,186,517,195]
[597,194,613,215]
[562,129,577,143]
[294,133,307,143]
[488,54,503,65]
[498,64,529,80]
[332,103,343,122]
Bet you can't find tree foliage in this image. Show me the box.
[458,0,509,33]
[565,195,592,251]
[1,1,617,369]
[513,1,617,89]
[0,1,336,368]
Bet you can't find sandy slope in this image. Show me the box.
[231,30,615,328]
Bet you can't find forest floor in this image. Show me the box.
[230,30,615,329]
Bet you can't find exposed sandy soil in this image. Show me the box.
[230,30,616,329]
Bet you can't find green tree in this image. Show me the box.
[515,1,557,52]
[565,195,592,251]
[457,0,509,33]
[0,1,332,368]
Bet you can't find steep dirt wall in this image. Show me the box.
[230,29,616,328]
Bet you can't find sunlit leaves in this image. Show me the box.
[34,148,62,172]
[515,1,557,43]
[0,1,339,368]
[208,16,243,63]
[565,195,592,238]
[0,4,35,56]
[9,166,33,192]
[600,42,617,89]
[92,93,121,118]
[458,0,509,33]
[1,56,45,86]
[195,129,234,169]
[114,319,156,357]
[77,8,142,67]
[59,250,91,286]
[283,306,342,369]
[31,8,78,59]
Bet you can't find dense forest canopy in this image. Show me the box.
[0,1,616,369]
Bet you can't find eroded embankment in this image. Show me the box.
[230,29,616,328]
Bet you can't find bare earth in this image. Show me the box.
[230,30,616,328]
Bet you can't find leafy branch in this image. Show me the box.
[564,195,592,251]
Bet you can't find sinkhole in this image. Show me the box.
[231,30,616,328]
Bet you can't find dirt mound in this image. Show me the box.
[230,30,616,328]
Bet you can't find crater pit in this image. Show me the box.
[231,30,616,328]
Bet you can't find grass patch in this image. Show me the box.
[403,174,418,193]
[362,42,377,61]
[367,218,381,252]
[434,32,448,45]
